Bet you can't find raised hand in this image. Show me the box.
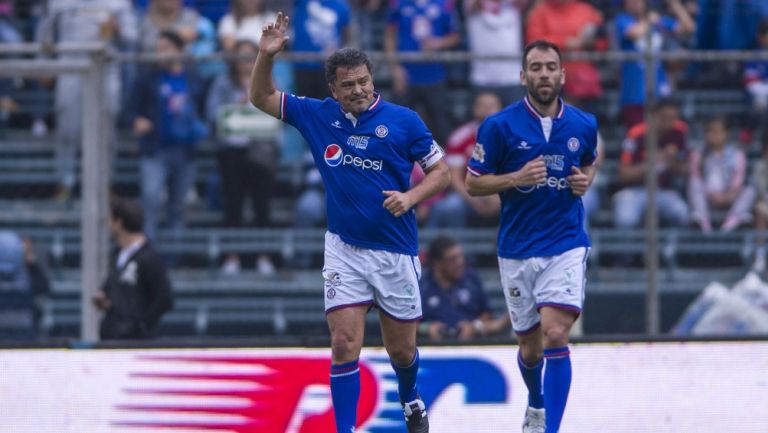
[514,156,547,187]
[567,165,590,196]
[259,12,290,57]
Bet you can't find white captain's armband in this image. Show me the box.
[418,140,445,170]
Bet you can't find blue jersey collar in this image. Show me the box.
[523,96,565,120]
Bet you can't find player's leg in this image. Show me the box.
[327,306,368,433]
[534,247,589,433]
[379,313,428,433]
[371,252,427,432]
[499,257,545,432]
[539,307,578,433]
[323,232,375,433]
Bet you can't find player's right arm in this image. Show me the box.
[465,157,547,196]
[249,12,290,119]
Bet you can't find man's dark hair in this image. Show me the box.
[427,235,459,265]
[324,48,373,84]
[158,30,185,51]
[522,40,562,69]
[110,198,144,233]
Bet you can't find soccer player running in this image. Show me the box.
[249,13,450,433]
[466,40,598,433]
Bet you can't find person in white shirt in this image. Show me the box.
[464,0,527,105]
[218,0,275,51]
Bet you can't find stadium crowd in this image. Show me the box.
[1,0,768,276]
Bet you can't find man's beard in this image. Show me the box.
[527,81,561,106]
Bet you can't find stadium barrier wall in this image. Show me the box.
[1,341,767,433]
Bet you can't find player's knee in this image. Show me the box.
[330,331,361,362]
[542,323,571,348]
[518,339,543,364]
[387,343,416,366]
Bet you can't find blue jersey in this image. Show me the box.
[281,93,444,255]
[467,97,598,259]
[292,0,351,70]
[615,13,676,106]
[387,0,460,85]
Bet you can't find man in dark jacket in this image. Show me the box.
[93,198,174,339]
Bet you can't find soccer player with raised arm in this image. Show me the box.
[466,40,599,433]
[249,13,450,433]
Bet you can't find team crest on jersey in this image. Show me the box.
[472,143,486,163]
[568,137,580,152]
[375,125,389,138]
[324,144,343,167]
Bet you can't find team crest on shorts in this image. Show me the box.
[325,272,341,299]
[375,125,389,138]
[567,137,580,152]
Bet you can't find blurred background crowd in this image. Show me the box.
[2,0,768,341]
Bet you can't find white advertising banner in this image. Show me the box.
[1,342,766,433]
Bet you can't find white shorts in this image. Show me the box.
[498,247,589,335]
[323,232,423,321]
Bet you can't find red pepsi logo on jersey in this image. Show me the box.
[324,144,343,167]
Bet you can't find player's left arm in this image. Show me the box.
[384,159,450,218]
[568,127,602,196]
[568,164,598,197]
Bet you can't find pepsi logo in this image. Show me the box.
[324,144,343,167]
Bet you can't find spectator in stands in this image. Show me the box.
[291,164,326,268]
[131,30,208,242]
[218,0,275,51]
[419,235,509,341]
[291,0,351,99]
[696,0,768,51]
[384,0,460,145]
[526,0,604,108]
[93,198,174,339]
[688,116,755,233]
[420,92,501,228]
[349,0,382,50]
[138,0,199,52]
[206,40,278,275]
[751,136,768,272]
[613,97,690,229]
[615,0,695,128]
[464,0,527,105]
[742,20,768,145]
[0,231,49,340]
[36,0,138,201]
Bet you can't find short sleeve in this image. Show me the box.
[406,111,444,170]
[580,116,599,166]
[280,92,324,132]
[467,119,503,176]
